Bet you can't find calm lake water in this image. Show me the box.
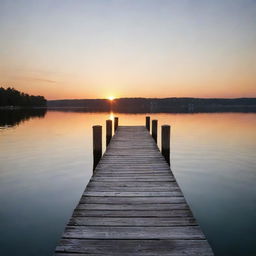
[0,110,256,256]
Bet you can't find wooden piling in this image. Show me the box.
[152,120,158,143]
[106,119,112,146]
[93,125,102,170]
[146,116,150,131]
[114,117,119,132]
[161,125,170,165]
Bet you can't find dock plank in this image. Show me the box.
[68,216,196,226]
[73,209,193,217]
[62,226,205,239]
[55,239,213,256]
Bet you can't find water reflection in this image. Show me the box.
[0,111,255,256]
[0,108,47,128]
[108,112,115,121]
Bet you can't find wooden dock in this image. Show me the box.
[55,126,214,255]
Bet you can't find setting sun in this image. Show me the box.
[108,96,115,101]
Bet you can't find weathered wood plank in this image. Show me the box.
[73,209,193,217]
[95,171,171,175]
[86,186,180,192]
[83,191,183,197]
[62,226,205,239]
[80,196,186,204]
[76,203,189,210]
[94,172,171,176]
[89,181,178,187]
[91,177,175,182]
[68,216,196,226]
[55,239,214,255]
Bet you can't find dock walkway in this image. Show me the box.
[55,126,214,255]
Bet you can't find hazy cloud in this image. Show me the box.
[16,76,57,84]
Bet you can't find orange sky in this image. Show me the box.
[1,1,255,100]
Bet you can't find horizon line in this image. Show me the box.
[48,96,256,101]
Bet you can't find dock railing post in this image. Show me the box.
[152,119,158,143]
[161,125,170,165]
[106,119,112,146]
[93,125,102,171]
[146,116,150,131]
[114,117,119,132]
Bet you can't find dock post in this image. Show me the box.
[114,117,119,132]
[161,125,170,165]
[152,120,158,143]
[146,116,150,131]
[93,125,102,171]
[106,119,112,146]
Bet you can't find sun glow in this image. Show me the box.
[109,112,114,121]
[108,96,115,101]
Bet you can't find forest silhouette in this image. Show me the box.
[0,87,46,107]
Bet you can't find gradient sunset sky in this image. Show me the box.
[0,0,255,100]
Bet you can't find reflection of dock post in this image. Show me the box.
[146,116,150,131]
[114,117,119,132]
[161,125,170,165]
[93,125,102,171]
[106,119,112,146]
[152,120,158,143]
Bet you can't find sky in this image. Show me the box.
[0,0,256,100]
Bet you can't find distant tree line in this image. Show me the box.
[47,97,256,113]
[0,87,47,107]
